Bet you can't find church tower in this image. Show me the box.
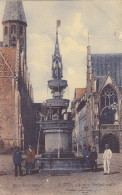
[2,0,27,59]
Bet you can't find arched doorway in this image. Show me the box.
[100,133,120,153]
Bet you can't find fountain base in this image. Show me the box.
[35,157,84,174]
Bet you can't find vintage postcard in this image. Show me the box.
[0,0,121,195]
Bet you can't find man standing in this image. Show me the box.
[82,145,90,168]
[13,147,23,177]
[26,145,35,175]
[89,147,98,172]
[103,144,112,175]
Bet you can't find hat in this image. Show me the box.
[92,146,96,149]
[15,146,19,150]
[28,145,32,149]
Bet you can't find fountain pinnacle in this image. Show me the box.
[52,20,63,79]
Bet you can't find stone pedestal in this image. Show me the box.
[42,120,74,155]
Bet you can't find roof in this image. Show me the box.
[91,53,122,91]
[74,88,86,99]
[0,47,16,75]
[2,0,27,24]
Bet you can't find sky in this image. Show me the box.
[0,0,122,104]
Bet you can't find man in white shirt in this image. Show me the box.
[103,144,112,175]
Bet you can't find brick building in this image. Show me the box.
[0,0,35,152]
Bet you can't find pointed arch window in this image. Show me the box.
[20,26,23,35]
[4,26,8,35]
[11,25,16,34]
[100,84,118,124]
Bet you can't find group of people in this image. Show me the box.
[13,143,112,177]
[82,145,98,171]
[82,144,112,174]
[13,145,35,177]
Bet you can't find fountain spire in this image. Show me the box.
[54,20,61,57]
[52,20,63,79]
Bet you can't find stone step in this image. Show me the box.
[39,169,84,175]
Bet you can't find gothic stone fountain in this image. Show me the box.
[35,22,82,174]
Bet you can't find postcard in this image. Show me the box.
[0,0,121,195]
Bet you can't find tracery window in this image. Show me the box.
[100,84,118,124]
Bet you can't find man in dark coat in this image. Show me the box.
[82,145,90,167]
[89,146,98,172]
[13,147,23,177]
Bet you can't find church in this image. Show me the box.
[72,45,122,154]
[0,0,35,152]
[86,45,122,153]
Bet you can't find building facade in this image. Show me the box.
[71,88,87,156]
[86,45,122,153]
[0,0,35,152]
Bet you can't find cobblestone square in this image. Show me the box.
[0,154,121,195]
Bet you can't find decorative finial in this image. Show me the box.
[108,65,111,75]
[56,20,61,33]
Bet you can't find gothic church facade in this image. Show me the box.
[86,45,122,153]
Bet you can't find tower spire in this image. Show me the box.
[2,0,27,60]
[2,0,27,25]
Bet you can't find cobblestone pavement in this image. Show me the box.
[0,154,121,195]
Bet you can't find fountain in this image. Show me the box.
[35,21,82,174]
